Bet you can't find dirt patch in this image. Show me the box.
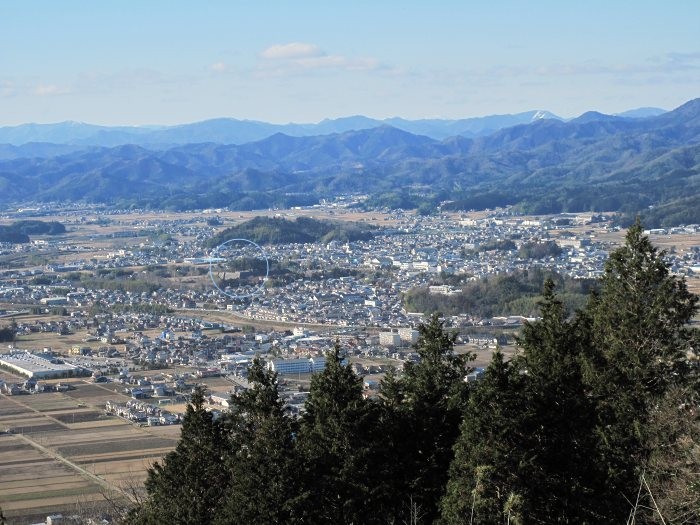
[57,436,177,457]
[52,411,107,424]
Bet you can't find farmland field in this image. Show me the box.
[0,379,181,524]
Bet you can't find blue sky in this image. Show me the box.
[1,1,699,125]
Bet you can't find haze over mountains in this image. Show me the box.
[0,107,666,147]
[0,101,697,227]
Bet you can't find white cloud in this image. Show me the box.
[0,80,15,97]
[34,84,70,96]
[257,42,388,77]
[260,42,323,60]
[210,62,228,73]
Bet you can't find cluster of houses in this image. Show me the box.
[105,399,181,426]
[0,375,75,396]
[2,206,699,331]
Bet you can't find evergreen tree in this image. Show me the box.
[215,358,302,524]
[441,351,526,524]
[125,386,228,525]
[582,220,698,519]
[643,384,700,523]
[513,280,600,522]
[297,342,383,524]
[387,313,472,523]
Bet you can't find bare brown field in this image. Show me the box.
[0,376,182,522]
[0,396,27,416]
[141,424,185,439]
[456,344,519,368]
[57,436,177,457]
[0,434,103,523]
[66,419,131,430]
[13,329,96,353]
[51,411,106,424]
[14,393,82,412]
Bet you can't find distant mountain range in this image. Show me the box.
[0,107,666,147]
[0,100,697,228]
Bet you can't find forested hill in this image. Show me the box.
[0,98,699,225]
[205,216,376,247]
[0,219,66,243]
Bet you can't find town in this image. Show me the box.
[1,201,699,523]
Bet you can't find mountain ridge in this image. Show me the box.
[0,105,668,147]
[0,99,697,227]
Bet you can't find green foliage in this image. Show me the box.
[216,358,301,525]
[0,227,29,243]
[361,190,424,210]
[517,239,562,259]
[441,351,526,524]
[0,220,65,243]
[11,220,66,235]
[126,223,699,525]
[126,387,228,525]
[511,281,601,520]
[383,314,473,523]
[404,268,595,317]
[79,277,160,294]
[297,343,385,524]
[48,306,67,316]
[111,303,172,315]
[443,222,699,523]
[441,191,520,212]
[644,384,700,523]
[207,216,375,248]
[0,324,15,343]
[580,220,699,519]
[464,238,517,254]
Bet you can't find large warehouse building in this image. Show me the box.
[0,351,84,379]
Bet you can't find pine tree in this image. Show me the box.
[513,280,600,522]
[126,386,228,525]
[388,313,473,523]
[441,350,526,524]
[582,220,699,519]
[643,383,700,523]
[297,342,383,524]
[214,358,302,525]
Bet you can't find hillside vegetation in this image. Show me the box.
[1,99,699,225]
[0,220,65,243]
[205,216,376,248]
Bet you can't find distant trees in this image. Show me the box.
[403,268,595,317]
[0,323,16,343]
[0,220,65,243]
[123,222,698,525]
[517,239,562,259]
[206,216,375,248]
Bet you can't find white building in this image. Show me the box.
[0,351,83,379]
[398,328,419,345]
[379,332,401,347]
[267,356,328,375]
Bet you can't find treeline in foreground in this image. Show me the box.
[123,223,698,525]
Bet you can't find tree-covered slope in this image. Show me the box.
[0,98,698,224]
